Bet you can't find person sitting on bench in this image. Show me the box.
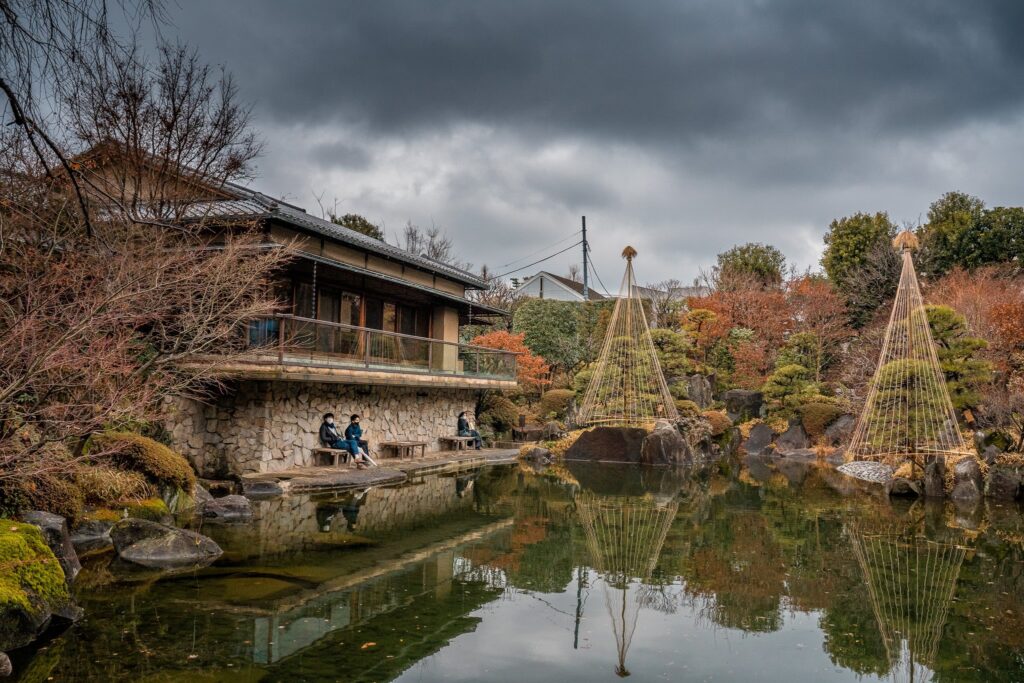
[345,414,377,467]
[318,413,350,464]
[457,411,483,450]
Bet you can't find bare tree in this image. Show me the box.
[567,263,582,283]
[645,278,683,329]
[398,221,472,271]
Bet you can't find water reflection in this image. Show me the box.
[11,460,1024,682]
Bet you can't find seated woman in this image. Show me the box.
[318,413,349,463]
[457,411,484,450]
[345,414,377,467]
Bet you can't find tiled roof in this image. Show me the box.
[189,183,487,289]
[526,271,606,300]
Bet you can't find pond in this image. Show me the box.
[11,459,1024,682]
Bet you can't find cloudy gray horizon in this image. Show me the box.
[162,0,1024,288]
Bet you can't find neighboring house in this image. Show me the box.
[516,271,607,302]
[70,146,517,475]
[632,284,710,302]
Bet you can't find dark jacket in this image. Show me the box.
[345,422,363,441]
[458,416,471,435]
[320,422,341,446]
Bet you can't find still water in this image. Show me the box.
[12,459,1024,682]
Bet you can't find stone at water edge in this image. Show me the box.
[70,519,114,555]
[951,458,983,503]
[564,427,648,463]
[923,459,945,498]
[887,477,922,497]
[776,422,810,451]
[0,651,10,677]
[242,480,284,499]
[741,423,775,456]
[200,495,253,522]
[111,518,222,569]
[640,427,691,466]
[984,462,1024,501]
[18,511,80,585]
[836,460,894,484]
[824,414,856,447]
[521,447,552,464]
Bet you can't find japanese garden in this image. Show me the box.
[1,1,1024,681]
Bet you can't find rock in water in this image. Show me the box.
[952,458,983,503]
[19,511,81,585]
[0,651,11,677]
[776,422,810,451]
[564,427,648,463]
[836,460,894,484]
[111,518,222,569]
[742,423,775,456]
[201,494,253,522]
[824,414,856,446]
[640,427,691,466]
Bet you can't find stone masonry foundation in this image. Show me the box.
[167,381,480,476]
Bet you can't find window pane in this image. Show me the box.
[383,302,397,333]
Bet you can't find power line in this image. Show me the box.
[497,230,582,269]
[587,244,613,296]
[493,240,583,278]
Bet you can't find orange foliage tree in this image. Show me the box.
[470,330,551,393]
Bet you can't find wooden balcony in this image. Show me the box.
[199,315,518,390]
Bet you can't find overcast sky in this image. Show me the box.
[160,0,1024,289]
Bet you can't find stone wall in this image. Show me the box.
[166,381,479,475]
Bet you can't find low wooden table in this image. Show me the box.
[311,447,349,467]
[438,436,477,451]
[379,440,428,460]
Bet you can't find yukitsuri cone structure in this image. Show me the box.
[576,491,678,677]
[843,231,970,480]
[847,521,968,683]
[577,247,678,427]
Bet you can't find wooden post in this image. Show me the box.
[277,317,285,364]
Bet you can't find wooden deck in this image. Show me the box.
[241,448,519,493]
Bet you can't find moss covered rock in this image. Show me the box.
[92,432,196,491]
[0,520,72,651]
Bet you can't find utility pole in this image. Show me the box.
[581,215,589,300]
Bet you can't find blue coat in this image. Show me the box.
[345,423,363,441]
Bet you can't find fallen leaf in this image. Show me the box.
[361,642,377,649]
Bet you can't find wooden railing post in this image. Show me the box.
[277,316,285,363]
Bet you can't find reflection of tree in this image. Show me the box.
[575,491,678,677]
[848,521,968,683]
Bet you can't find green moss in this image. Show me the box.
[81,508,123,524]
[91,432,196,490]
[538,389,575,420]
[0,475,84,524]
[0,520,70,649]
[703,410,734,437]
[800,402,846,440]
[675,399,702,418]
[122,498,170,521]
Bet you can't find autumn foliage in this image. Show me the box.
[470,330,551,393]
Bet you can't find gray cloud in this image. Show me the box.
[159,0,1024,283]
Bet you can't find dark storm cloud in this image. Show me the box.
[157,1,1024,282]
[172,0,1024,142]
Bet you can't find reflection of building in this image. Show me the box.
[575,491,678,677]
[848,523,968,683]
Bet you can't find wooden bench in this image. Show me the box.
[438,435,478,451]
[379,440,428,460]
[311,447,349,467]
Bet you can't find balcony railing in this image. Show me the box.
[245,315,517,382]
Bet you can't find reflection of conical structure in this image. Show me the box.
[577,247,678,426]
[576,491,678,677]
[847,522,968,683]
[846,231,969,472]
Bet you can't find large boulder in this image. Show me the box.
[985,462,1024,501]
[742,423,775,456]
[776,423,810,452]
[541,421,567,440]
[18,511,80,586]
[199,494,252,522]
[887,477,921,497]
[111,518,222,569]
[564,427,648,463]
[722,390,763,422]
[824,414,857,446]
[0,521,74,652]
[521,447,552,465]
[640,427,692,466]
[923,458,946,498]
[686,374,714,409]
[951,457,983,503]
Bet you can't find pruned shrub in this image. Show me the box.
[676,400,701,418]
[539,389,575,420]
[478,395,521,433]
[92,431,196,490]
[800,402,845,440]
[75,466,153,507]
[703,410,733,437]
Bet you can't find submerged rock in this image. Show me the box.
[242,480,284,499]
[521,446,552,464]
[722,390,763,422]
[200,495,253,522]
[887,477,921,497]
[111,518,222,569]
[70,519,114,555]
[742,423,775,456]
[640,427,691,466]
[18,511,80,585]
